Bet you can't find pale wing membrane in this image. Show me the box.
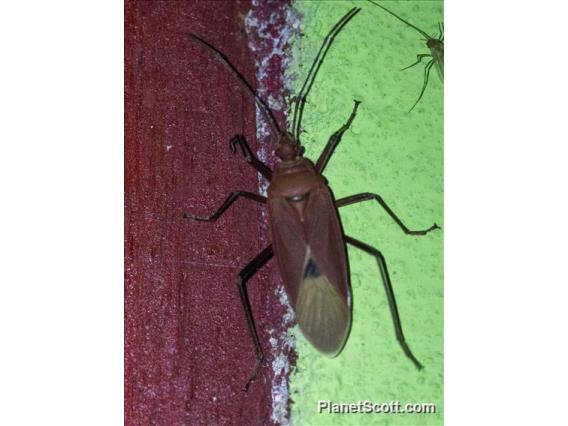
[296,257,350,356]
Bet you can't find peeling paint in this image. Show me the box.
[245,1,301,424]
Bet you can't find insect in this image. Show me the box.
[367,0,444,112]
[185,7,439,391]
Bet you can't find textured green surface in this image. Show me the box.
[287,1,443,425]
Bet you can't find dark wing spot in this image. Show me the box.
[304,258,321,278]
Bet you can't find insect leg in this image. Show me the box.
[235,244,274,391]
[336,192,439,235]
[409,59,435,112]
[315,100,361,174]
[183,191,266,221]
[401,53,432,71]
[230,135,272,181]
[344,235,423,370]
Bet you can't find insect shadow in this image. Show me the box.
[367,0,444,112]
[185,7,439,391]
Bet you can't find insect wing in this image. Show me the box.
[433,46,444,81]
[269,186,351,356]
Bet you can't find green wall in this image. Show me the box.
[287,1,443,424]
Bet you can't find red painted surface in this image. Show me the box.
[125,1,291,424]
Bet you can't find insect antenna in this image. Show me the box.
[366,0,433,40]
[291,7,361,141]
[187,33,281,134]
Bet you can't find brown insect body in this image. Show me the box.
[268,134,350,355]
[186,7,438,391]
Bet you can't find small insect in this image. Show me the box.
[185,7,439,391]
[367,0,444,112]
